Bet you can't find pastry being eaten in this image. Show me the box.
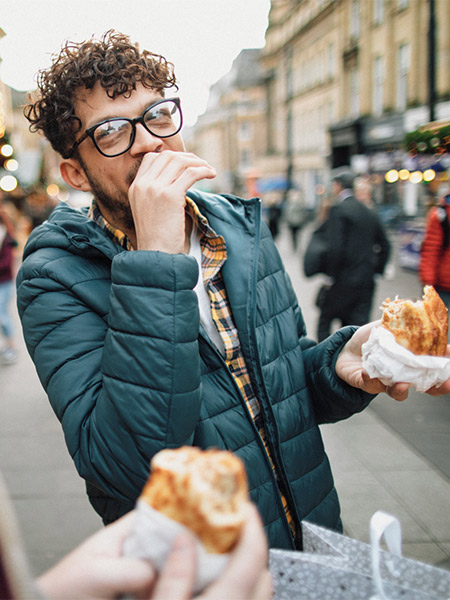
[140,446,250,554]
[381,285,448,356]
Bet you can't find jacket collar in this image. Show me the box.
[23,201,122,261]
[23,192,263,333]
[187,190,262,334]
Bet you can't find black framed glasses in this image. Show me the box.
[67,97,183,158]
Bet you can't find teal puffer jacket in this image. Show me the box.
[17,189,374,549]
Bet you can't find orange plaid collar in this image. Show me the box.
[88,196,223,254]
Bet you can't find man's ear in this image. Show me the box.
[60,159,92,192]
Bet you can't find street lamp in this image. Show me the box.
[428,0,436,122]
[0,175,18,192]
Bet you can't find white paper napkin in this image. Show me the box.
[362,327,450,392]
[123,501,229,593]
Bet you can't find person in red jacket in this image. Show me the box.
[420,189,450,312]
[0,203,18,365]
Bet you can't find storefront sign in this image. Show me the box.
[397,223,425,271]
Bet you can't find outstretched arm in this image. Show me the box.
[36,504,272,600]
[36,513,156,599]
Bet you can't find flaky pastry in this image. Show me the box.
[381,285,448,356]
[140,446,250,554]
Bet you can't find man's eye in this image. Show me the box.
[146,111,173,128]
[96,127,114,140]
[95,121,129,141]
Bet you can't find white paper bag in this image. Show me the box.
[362,327,450,392]
[123,501,229,594]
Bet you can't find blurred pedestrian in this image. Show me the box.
[265,192,284,239]
[419,187,450,311]
[23,189,57,232]
[353,175,374,208]
[317,169,391,342]
[0,202,18,365]
[283,188,305,251]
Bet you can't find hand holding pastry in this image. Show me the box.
[359,286,450,394]
[123,446,258,593]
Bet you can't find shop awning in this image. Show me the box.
[256,176,289,192]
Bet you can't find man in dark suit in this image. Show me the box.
[317,170,391,342]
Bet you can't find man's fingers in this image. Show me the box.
[171,165,217,193]
[104,557,156,598]
[249,570,274,600]
[385,382,410,401]
[360,372,410,401]
[199,504,270,600]
[151,533,197,600]
[137,151,215,186]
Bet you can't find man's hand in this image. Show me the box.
[335,321,450,400]
[36,504,272,600]
[151,503,272,600]
[128,151,216,253]
[36,512,156,600]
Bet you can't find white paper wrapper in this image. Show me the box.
[123,500,229,594]
[362,327,450,392]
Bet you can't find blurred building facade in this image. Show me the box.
[186,49,269,197]
[190,0,450,215]
[0,24,84,220]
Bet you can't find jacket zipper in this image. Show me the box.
[198,330,296,549]
[244,201,303,548]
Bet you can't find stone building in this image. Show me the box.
[187,48,268,197]
[191,0,450,214]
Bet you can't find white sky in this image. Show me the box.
[0,0,271,126]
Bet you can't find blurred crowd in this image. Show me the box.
[0,186,57,366]
[260,170,450,340]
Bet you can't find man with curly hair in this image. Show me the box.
[16,30,449,552]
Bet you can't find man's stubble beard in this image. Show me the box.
[77,154,142,233]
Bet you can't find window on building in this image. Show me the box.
[328,100,336,125]
[373,56,384,116]
[350,0,360,39]
[373,0,384,24]
[349,67,360,117]
[286,65,293,97]
[240,148,251,167]
[304,58,311,89]
[396,43,410,111]
[239,121,252,141]
[286,47,293,98]
[318,51,325,83]
[318,105,326,151]
[326,43,336,79]
[293,112,301,153]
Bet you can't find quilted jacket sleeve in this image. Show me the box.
[17,248,202,501]
[302,326,375,423]
[282,268,374,423]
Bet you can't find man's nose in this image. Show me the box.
[129,123,163,155]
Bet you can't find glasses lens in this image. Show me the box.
[93,120,133,156]
[143,100,181,138]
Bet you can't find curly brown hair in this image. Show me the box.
[24,30,178,158]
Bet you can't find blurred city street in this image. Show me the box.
[0,219,449,580]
